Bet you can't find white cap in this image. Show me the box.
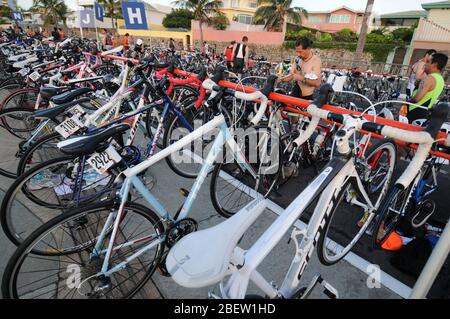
[136,39,143,45]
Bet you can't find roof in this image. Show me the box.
[380,10,427,19]
[307,6,365,15]
[422,1,450,10]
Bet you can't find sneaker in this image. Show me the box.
[411,199,435,228]
[27,169,63,191]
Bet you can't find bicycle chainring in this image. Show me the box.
[165,218,198,248]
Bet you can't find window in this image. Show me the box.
[231,0,240,7]
[237,14,252,24]
[308,15,324,24]
[249,0,257,8]
[329,14,351,23]
[356,15,363,23]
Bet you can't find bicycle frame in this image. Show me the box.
[218,153,377,299]
[88,114,257,276]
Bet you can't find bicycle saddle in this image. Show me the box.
[40,86,65,101]
[58,123,130,156]
[166,198,268,288]
[33,98,91,121]
[51,87,93,105]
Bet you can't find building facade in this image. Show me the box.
[301,6,367,34]
[220,0,258,25]
[377,10,427,31]
[422,0,450,29]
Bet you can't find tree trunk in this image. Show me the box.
[354,0,374,67]
[282,13,287,39]
[199,20,204,54]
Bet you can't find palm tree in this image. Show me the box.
[98,0,121,29]
[32,0,68,27]
[173,0,223,52]
[354,0,375,65]
[253,0,307,34]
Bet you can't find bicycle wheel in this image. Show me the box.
[317,139,397,265]
[210,126,281,218]
[1,156,116,246]
[0,107,46,178]
[145,85,199,149]
[2,201,165,299]
[16,132,65,176]
[163,104,232,179]
[1,88,39,111]
[371,184,414,249]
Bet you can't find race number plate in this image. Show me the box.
[87,145,122,174]
[55,115,84,138]
[18,68,29,76]
[29,71,41,82]
[67,105,85,117]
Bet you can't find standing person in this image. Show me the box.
[178,39,183,51]
[34,27,41,38]
[169,38,176,53]
[402,53,448,124]
[231,36,249,77]
[224,40,235,70]
[25,26,33,37]
[51,27,60,41]
[407,49,437,98]
[277,37,321,100]
[122,33,130,53]
[58,28,65,40]
[112,31,120,48]
[203,41,210,55]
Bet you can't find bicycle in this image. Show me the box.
[165,89,450,300]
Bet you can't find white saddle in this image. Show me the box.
[166,198,268,288]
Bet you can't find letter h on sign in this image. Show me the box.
[122,1,148,30]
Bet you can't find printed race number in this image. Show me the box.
[18,68,29,76]
[55,115,84,138]
[29,71,41,82]
[87,145,122,174]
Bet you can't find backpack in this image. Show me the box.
[106,34,112,46]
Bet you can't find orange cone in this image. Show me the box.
[381,231,403,251]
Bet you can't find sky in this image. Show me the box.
[17,0,447,15]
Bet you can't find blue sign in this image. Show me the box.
[95,3,104,22]
[11,12,23,21]
[79,9,95,28]
[122,1,148,30]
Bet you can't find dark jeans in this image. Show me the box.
[233,58,245,75]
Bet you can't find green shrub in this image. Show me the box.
[391,27,415,42]
[320,33,332,42]
[333,28,358,42]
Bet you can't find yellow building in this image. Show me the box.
[220,0,258,25]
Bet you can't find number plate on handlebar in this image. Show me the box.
[87,145,122,175]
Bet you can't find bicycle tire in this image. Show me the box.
[2,201,165,299]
